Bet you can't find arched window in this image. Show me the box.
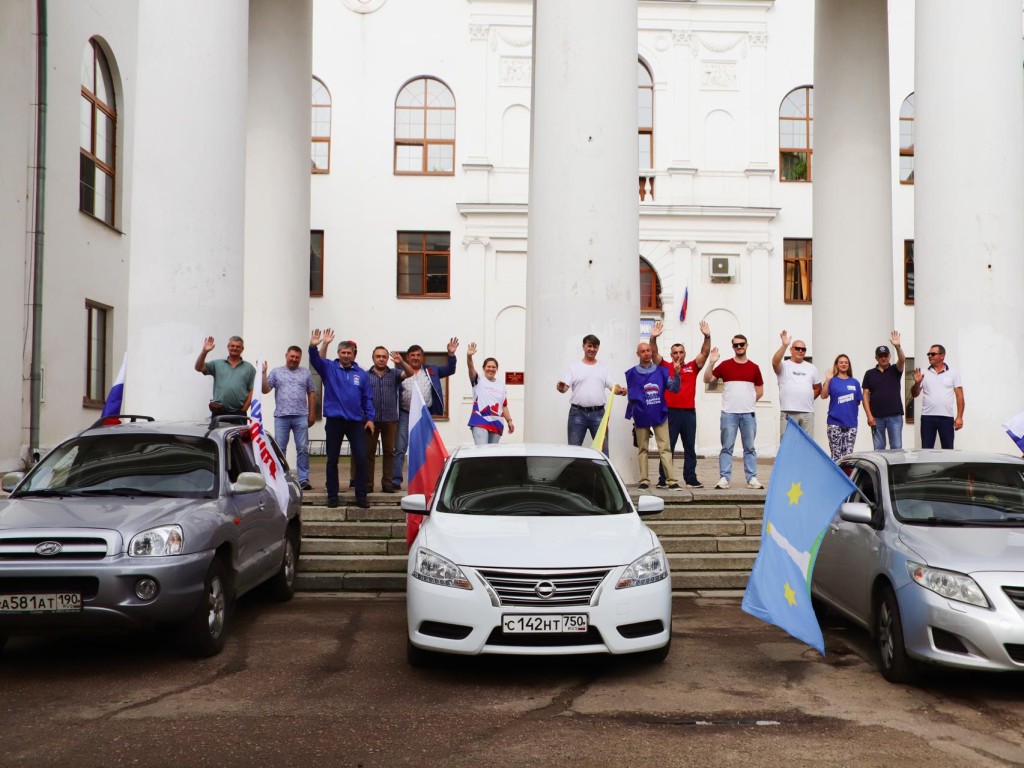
[312,77,331,174]
[80,39,117,225]
[780,86,813,182]
[899,92,915,184]
[638,60,653,169]
[394,77,455,175]
[640,257,662,311]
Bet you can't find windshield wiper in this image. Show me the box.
[12,489,89,499]
[76,488,170,498]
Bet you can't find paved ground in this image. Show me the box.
[2,595,1022,768]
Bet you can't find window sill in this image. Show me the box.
[79,210,124,235]
[82,398,104,410]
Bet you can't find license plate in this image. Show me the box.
[502,614,588,633]
[0,593,82,614]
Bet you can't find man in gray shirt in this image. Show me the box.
[195,335,256,417]
[262,346,316,490]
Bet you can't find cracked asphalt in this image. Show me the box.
[2,595,1023,768]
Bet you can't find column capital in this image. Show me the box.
[746,241,774,255]
[670,240,698,254]
[462,235,491,249]
[469,23,489,42]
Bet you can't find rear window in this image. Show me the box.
[890,461,1024,524]
[436,456,630,516]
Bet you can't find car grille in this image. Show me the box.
[1002,586,1024,610]
[475,567,610,607]
[485,626,604,647]
[0,577,100,600]
[0,534,112,561]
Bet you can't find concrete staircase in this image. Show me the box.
[295,490,764,596]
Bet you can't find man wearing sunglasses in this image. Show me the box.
[703,334,764,490]
[861,330,906,449]
[911,344,965,448]
[772,330,822,438]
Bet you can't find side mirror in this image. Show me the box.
[636,494,665,516]
[839,501,873,524]
[2,472,25,492]
[401,494,427,513]
[231,471,267,494]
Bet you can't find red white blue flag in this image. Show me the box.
[406,383,449,546]
[100,353,127,422]
[248,360,291,516]
[679,285,689,323]
[1003,411,1024,453]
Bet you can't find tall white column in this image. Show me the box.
[915,0,1024,450]
[812,0,893,450]
[526,1,639,476]
[126,1,250,418]
[244,0,313,425]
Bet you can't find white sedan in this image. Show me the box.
[402,443,672,666]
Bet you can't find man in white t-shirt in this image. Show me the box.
[911,343,965,449]
[772,330,822,437]
[556,334,625,454]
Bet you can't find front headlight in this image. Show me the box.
[128,525,184,557]
[906,562,989,608]
[411,547,472,590]
[616,547,668,589]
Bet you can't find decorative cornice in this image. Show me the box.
[469,24,489,41]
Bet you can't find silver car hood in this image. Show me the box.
[898,524,1024,573]
[0,496,220,534]
[421,512,657,569]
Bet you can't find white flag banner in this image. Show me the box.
[248,359,291,515]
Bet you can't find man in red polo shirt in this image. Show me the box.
[649,319,711,488]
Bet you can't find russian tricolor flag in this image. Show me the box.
[101,353,127,422]
[406,383,449,546]
[1003,411,1024,453]
[679,285,689,323]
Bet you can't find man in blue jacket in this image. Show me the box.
[309,328,374,509]
[393,338,458,490]
[625,341,682,491]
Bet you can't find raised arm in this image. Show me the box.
[390,350,414,378]
[466,342,479,383]
[195,336,215,374]
[261,360,271,394]
[694,320,712,369]
[891,330,906,372]
[649,320,664,366]
[702,348,720,384]
[772,330,791,375]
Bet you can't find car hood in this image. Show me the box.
[898,525,1024,573]
[421,512,657,568]
[0,496,218,534]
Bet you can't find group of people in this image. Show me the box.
[195,332,513,509]
[195,325,967,501]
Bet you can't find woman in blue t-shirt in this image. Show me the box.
[820,354,863,461]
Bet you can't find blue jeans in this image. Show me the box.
[921,415,955,449]
[659,408,698,486]
[274,414,310,484]
[871,414,903,450]
[393,408,410,487]
[471,427,501,445]
[567,405,608,455]
[719,411,757,482]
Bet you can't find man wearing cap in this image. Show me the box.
[772,330,822,438]
[862,331,907,450]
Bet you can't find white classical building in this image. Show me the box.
[2,0,1021,478]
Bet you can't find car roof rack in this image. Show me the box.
[206,414,251,437]
[89,414,155,428]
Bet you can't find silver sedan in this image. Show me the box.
[812,450,1024,683]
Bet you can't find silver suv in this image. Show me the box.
[0,415,301,657]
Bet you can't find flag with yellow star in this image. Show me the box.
[741,418,857,654]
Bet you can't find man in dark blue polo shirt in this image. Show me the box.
[862,331,906,449]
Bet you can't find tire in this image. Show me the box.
[407,637,439,668]
[635,636,671,664]
[876,585,918,684]
[265,526,300,602]
[177,559,230,658]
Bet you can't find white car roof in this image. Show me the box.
[849,449,1024,467]
[448,443,609,461]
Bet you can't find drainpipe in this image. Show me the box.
[28,0,48,465]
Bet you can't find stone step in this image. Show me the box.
[671,570,753,591]
[302,506,406,523]
[303,520,403,539]
[667,551,757,571]
[301,554,407,573]
[295,571,405,592]
[647,520,749,537]
[660,535,762,554]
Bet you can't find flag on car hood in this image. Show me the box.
[406,383,449,546]
[248,360,291,516]
[741,419,857,654]
[100,353,127,421]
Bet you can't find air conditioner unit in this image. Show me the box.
[709,256,735,279]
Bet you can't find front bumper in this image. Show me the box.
[897,572,1024,673]
[407,564,672,657]
[0,551,215,634]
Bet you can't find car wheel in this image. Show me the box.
[177,559,230,658]
[265,526,300,602]
[407,638,440,668]
[635,636,671,664]
[876,586,918,684]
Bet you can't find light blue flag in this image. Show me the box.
[741,419,857,654]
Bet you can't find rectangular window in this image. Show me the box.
[398,231,450,297]
[84,300,110,407]
[904,240,914,305]
[904,356,915,425]
[783,238,812,303]
[310,230,324,297]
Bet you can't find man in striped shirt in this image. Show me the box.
[362,346,414,493]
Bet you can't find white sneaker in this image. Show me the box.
[714,477,730,490]
[747,477,764,490]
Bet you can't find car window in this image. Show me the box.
[436,456,630,516]
[15,434,218,498]
[890,461,1024,524]
[226,435,257,483]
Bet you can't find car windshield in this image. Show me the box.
[890,461,1024,524]
[435,455,631,516]
[14,434,219,499]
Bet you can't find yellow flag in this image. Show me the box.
[590,389,617,453]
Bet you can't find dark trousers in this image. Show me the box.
[660,408,698,485]
[361,420,398,491]
[920,415,955,449]
[326,417,368,500]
